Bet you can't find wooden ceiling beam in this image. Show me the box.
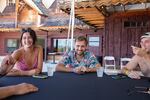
[77,14,101,17]
[77,15,103,18]
[75,7,97,12]
[90,21,104,23]
[76,13,103,16]
[79,16,104,19]
[75,11,99,14]
[86,18,104,21]
[79,18,104,21]
[90,23,104,27]
[90,23,104,25]
[61,5,105,28]
[96,24,103,26]
[78,13,104,17]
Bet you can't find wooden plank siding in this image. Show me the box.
[0,31,47,55]
[0,32,19,55]
[0,29,103,58]
[104,11,150,66]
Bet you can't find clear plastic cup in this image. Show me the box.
[96,67,104,77]
[47,64,54,76]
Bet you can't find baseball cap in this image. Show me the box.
[141,32,150,39]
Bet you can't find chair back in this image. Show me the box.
[120,58,131,69]
[103,56,116,70]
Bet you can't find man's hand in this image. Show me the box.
[73,66,87,74]
[0,55,15,75]
[131,46,147,57]
[14,83,38,95]
[127,71,141,79]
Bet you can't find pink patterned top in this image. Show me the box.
[16,48,38,71]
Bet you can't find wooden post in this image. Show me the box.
[45,30,48,62]
[15,0,19,28]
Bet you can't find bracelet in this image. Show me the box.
[124,69,130,75]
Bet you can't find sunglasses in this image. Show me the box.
[127,86,150,95]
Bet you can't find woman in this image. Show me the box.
[7,28,43,76]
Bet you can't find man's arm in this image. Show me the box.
[85,63,101,72]
[0,83,38,99]
[56,63,74,72]
[56,51,74,73]
[122,57,138,71]
[122,55,141,79]
[131,45,148,57]
[84,53,101,73]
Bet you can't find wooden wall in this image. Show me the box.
[1,11,150,66]
[0,32,19,55]
[47,29,103,56]
[104,11,150,65]
[0,31,47,55]
[0,29,103,57]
